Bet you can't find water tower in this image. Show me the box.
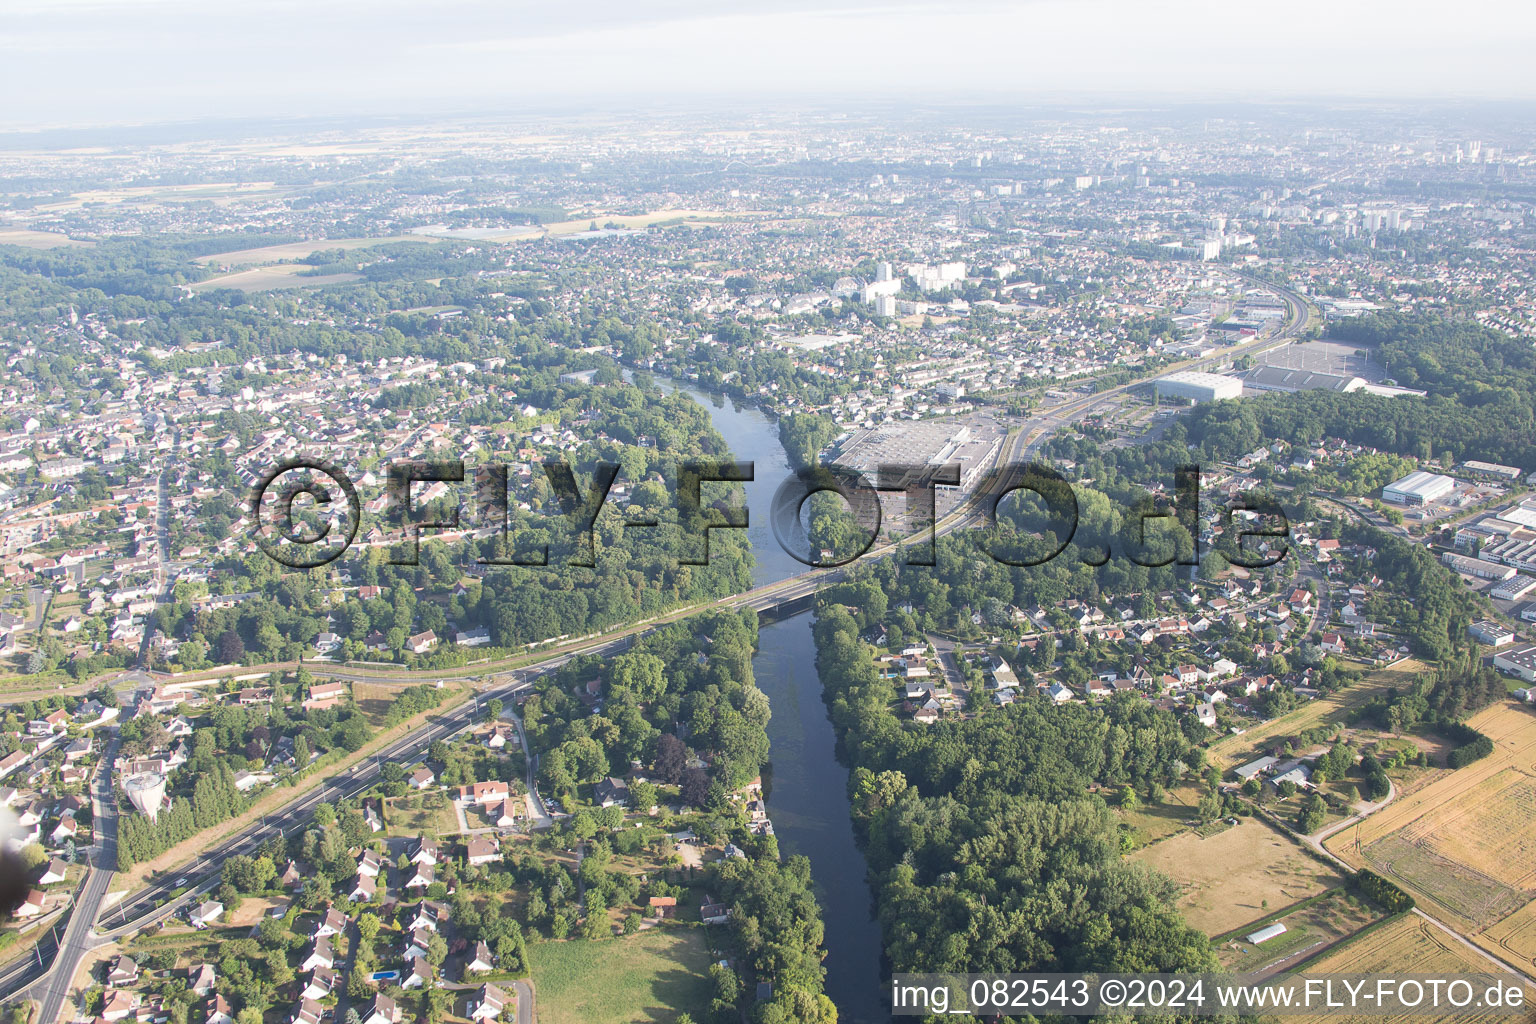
[124,773,167,822]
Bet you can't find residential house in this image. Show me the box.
[465,838,498,866]
[402,956,431,991]
[300,937,334,973]
[594,777,629,807]
[303,682,348,711]
[403,927,435,962]
[465,940,495,974]
[350,871,378,902]
[189,900,224,928]
[102,990,139,1023]
[405,901,442,933]
[315,907,348,939]
[456,781,510,807]
[15,889,47,918]
[360,994,401,1024]
[466,984,510,1023]
[108,955,140,986]
[188,964,216,998]
[700,898,730,925]
[291,998,324,1024]
[491,799,518,828]
[205,995,234,1024]
[300,967,338,1001]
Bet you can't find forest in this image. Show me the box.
[524,610,770,810]
[812,602,1218,981]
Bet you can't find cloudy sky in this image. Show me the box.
[4,0,1535,129]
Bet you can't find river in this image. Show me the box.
[655,376,888,1023]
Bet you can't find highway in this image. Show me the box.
[0,270,1314,1017]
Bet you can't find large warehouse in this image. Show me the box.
[1154,370,1243,403]
[1493,644,1536,684]
[1382,470,1456,506]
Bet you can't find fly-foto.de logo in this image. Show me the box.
[249,457,1290,571]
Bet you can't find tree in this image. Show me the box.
[356,912,380,943]
[680,768,711,808]
[426,933,448,967]
[1296,793,1327,834]
[653,733,687,783]
[629,780,657,813]
[483,698,503,723]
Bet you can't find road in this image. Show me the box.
[33,734,120,1024]
[135,469,172,669]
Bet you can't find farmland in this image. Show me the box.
[1325,702,1536,961]
[191,264,362,292]
[1214,889,1381,975]
[195,234,432,266]
[1133,819,1345,935]
[528,926,715,1024]
[1295,915,1534,1024]
[0,229,93,248]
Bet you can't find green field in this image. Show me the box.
[385,793,460,838]
[529,927,715,1024]
[1214,889,1381,975]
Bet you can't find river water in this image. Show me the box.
[657,378,888,1023]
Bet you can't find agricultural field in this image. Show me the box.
[1133,819,1345,935]
[1214,889,1381,976]
[1483,900,1536,971]
[0,228,93,248]
[528,926,716,1024]
[1325,702,1536,960]
[196,234,432,266]
[191,264,361,292]
[1207,660,1425,771]
[1294,915,1534,1024]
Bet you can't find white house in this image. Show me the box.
[466,984,510,1022]
[300,938,334,973]
[189,900,224,929]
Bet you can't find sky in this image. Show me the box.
[4,0,1536,129]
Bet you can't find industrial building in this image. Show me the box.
[1441,551,1517,581]
[1154,370,1242,404]
[1462,460,1524,483]
[1469,620,1517,646]
[1383,470,1456,506]
[1493,644,1536,684]
[1490,575,1536,602]
[829,415,1006,522]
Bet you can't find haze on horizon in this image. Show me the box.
[4,0,1536,131]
